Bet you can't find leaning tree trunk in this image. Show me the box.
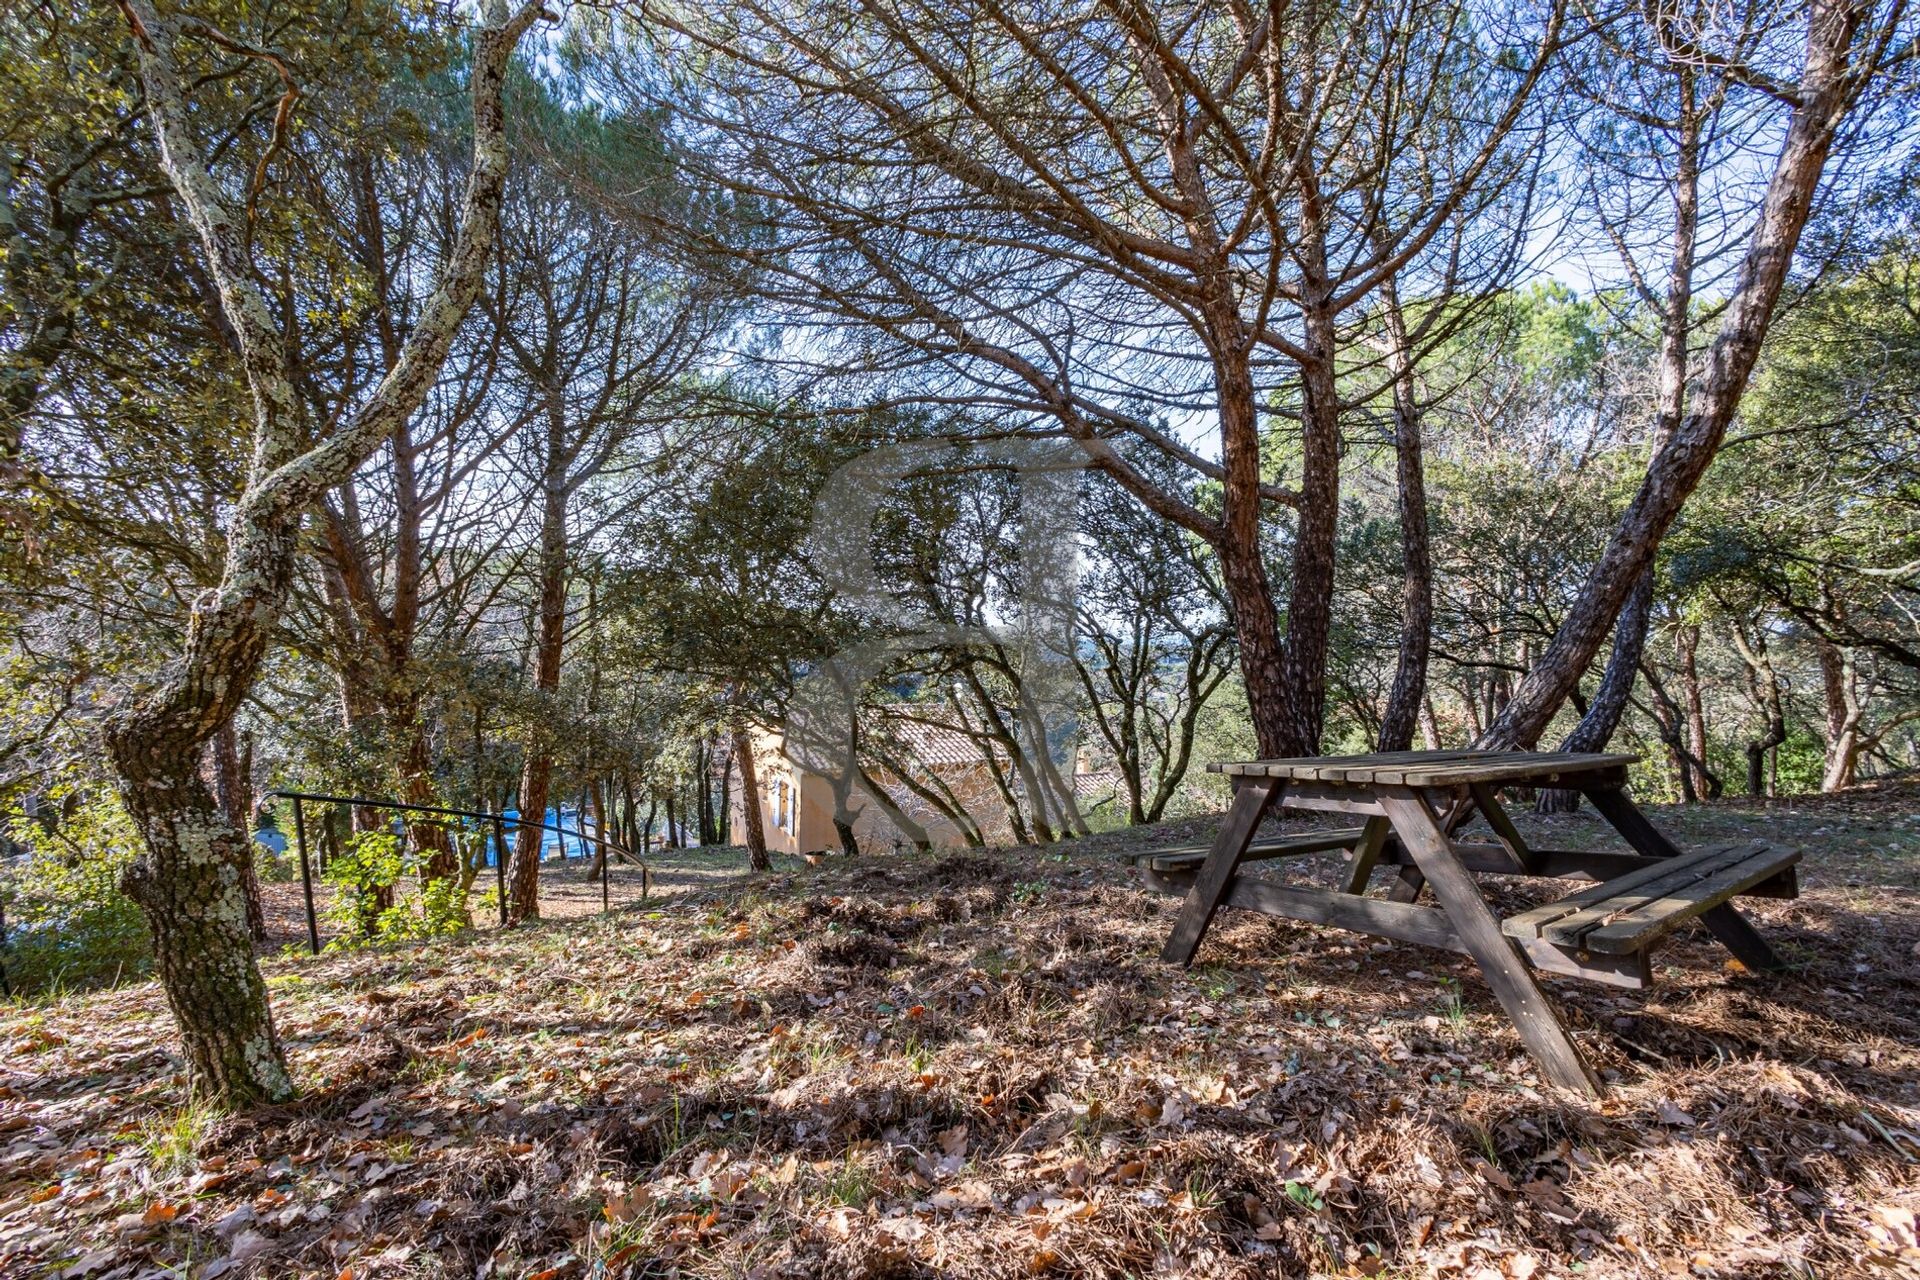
[855,766,934,852]
[106,511,299,1105]
[1480,3,1876,749]
[731,726,771,872]
[1537,569,1656,813]
[107,0,537,1105]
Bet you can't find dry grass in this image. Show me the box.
[3,790,1918,1279]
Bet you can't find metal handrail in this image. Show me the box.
[266,789,651,954]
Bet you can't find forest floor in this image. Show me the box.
[5,780,1920,1279]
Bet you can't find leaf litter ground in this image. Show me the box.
[4,783,1920,1279]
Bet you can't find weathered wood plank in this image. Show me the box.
[1515,940,1652,990]
[1439,844,1671,881]
[1576,846,1801,954]
[1274,781,1390,816]
[1377,787,1602,1096]
[1341,817,1392,895]
[1208,751,1637,787]
[1502,842,1763,938]
[1162,776,1283,966]
[1139,869,1652,990]
[1131,827,1366,872]
[1142,868,1464,952]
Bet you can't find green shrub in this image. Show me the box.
[2,794,152,997]
[320,828,470,946]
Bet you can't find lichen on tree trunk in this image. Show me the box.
[108,0,542,1107]
[117,780,292,1106]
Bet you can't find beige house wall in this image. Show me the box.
[726,727,1028,853]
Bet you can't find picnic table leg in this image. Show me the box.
[1386,866,1426,903]
[1162,776,1284,966]
[1698,904,1789,972]
[1340,816,1391,895]
[1469,782,1538,873]
[1581,784,1684,859]
[1584,783,1788,972]
[1384,789,1476,902]
[1377,787,1602,1097]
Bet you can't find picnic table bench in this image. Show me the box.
[1129,750,1798,1096]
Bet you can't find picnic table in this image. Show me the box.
[1132,750,1799,1095]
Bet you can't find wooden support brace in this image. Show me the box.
[1378,788,1602,1096]
[1341,816,1391,895]
[1161,776,1284,966]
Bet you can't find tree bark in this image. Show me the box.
[1375,277,1432,753]
[1480,0,1879,750]
[1816,637,1863,792]
[1732,625,1788,796]
[854,765,933,852]
[1537,569,1656,812]
[731,726,771,871]
[507,470,568,924]
[106,0,535,1104]
[209,720,265,940]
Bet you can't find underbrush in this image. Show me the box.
[3,825,1917,1279]
[1,794,150,997]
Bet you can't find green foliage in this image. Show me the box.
[321,829,469,946]
[1,794,151,997]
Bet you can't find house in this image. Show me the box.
[728,720,1116,854]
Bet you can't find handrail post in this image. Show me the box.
[293,796,319,955]
[492,813,509,927]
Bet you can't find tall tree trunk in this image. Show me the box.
[1675,624,1715,798]
[700,739,721,845]
[508,469,568,925]
[1419,697,1443,750]
[1481,3,1876,749]
[1816,637,1863,792]
[731,727,771,871]
[1732,625,1788,796]
[1375,278,1432,752]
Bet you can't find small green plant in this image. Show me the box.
[2,792,152,996]
[1011,879,1048,905]
[1282,1179,1325,1212]
[1463,1120,1499,1166]
[1436,976,1467,1028]
[821,1153,876,1206]
[137,1104,213,1176]
[899,1030,933,1074]
[1193,965,1237,999]
[322,829,471,946]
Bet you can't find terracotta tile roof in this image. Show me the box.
[881,719,993,768]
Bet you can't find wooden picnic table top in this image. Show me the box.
[1204,749,1639,788]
